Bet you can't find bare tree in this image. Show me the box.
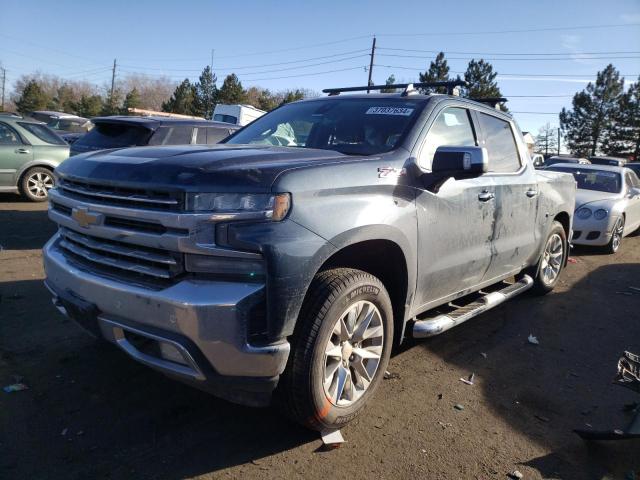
[535,123,558,155]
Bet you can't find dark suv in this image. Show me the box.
[70,116,239,156]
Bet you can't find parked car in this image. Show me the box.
[46,115,92,134]
[0,114,69,201]
[213,104,266,126]
[545,155,590,167]
[43,82,576,431]
[27,110,70,123]
[589,156,627,167]
[531,153,545,168]
[547,163,640,253]
[626,162,640,177]
[70,116,239,156]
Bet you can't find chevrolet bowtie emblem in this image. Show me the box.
[71,207,102,228]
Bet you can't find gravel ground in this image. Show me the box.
[1,194,639,480]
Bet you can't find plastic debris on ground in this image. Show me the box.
[454,404,465,411]
[480,352,488,358]
[383,370,400,380]
[320,429,345,450]
[459,373,475,385]
[567,257,578,264]
[3,383,28,393]
[528,334,540,345]
[509,470,524,479]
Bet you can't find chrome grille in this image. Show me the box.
[58,228,184,281]
[58,178,183,211]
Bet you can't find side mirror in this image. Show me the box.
[431,146,488,180]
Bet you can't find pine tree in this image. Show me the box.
[419,52,450,93]
[217,74,246,105]
[15,80,48,113]
[101,88,123,116]
[280,89,304,105]
[193,66,218,119]
[121,88,141,114]
[560,64,624,157]
[604,76,640,160]
[381,75,396,93]
[52,84,77,113]
[162,79,197,115]
[463,59,502,98]
[535,123,558,156]
[74,95,104,118]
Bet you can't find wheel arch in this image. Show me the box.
[309,227,415,346]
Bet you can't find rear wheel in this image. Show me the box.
[528,221,567,295]
[20,167,54,202]
[605,217,624,254]
[276,268,393,431]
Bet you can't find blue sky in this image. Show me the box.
[2,0,639,134]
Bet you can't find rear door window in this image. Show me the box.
[0,123,22,145]
[419,107,476,168]
[75,122,152,148]
[476,113,521,173]
[18,123,66,145]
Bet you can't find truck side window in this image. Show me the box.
[477,113,522,173]
[419,108,475,169]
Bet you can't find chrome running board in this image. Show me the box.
[412,275,534,338]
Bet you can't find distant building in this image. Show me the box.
[521,132,535,156]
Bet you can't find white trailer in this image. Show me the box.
[213,104,266,126]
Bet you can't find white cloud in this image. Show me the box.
[560,34,595,65]
[620,13,640,23]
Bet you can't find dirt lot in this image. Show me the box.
[1,194,639,480]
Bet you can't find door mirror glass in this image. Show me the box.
[431,145,488,180]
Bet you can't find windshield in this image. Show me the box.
[548,167,622,193]
[18,122,66,145]
[74,122,152,148]
[47,118,91,133]
[225,98,425,155]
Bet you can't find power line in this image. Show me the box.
[119,49,370,72]
[376,53,640,61]
[378,47,640,56]
[376,22,640,37]
[120,54,369,76]
[373,64,640,78]
[241,65,367,82]
[511,111,561,115]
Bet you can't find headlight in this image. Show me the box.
[187,192,291,221]
[593,209,608,220]
[576,207,592,220]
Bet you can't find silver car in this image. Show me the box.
[548,163,640,253]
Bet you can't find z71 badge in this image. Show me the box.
[378,167,406,178]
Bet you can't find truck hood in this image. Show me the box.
[55,144,371,192]
[575,189,622,209]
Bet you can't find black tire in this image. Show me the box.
[276,268,393,431]
[605,216,625,254]
[20,167,55,202]
[527,221,567,295]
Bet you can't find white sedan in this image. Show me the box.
[547,163,640,253]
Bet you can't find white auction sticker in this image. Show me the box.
[366,107,414,116]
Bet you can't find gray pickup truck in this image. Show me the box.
[43,82,575,431]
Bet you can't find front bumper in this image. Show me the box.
[43,233,290,407]
[571,215,619,246]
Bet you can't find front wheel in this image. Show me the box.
[20,167,55,202]
[605,217,624,254]
[276,268,393,431]
[528,221,567,295]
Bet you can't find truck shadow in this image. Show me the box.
[0,208,56,250]
[412,261,640,479]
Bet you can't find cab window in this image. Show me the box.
[419,107,476,169]
[477,113,521,173]
[0,123,21,145]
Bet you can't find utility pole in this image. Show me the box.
[1,67,6,111]
[557,127,561,155]
[110,59,117,110]
[367,36,376,93]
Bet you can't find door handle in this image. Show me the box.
[15,148,30,154]
[526,189,538,198]
[478,191,495,202]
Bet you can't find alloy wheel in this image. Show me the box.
[540,233,563,285]
[27,172,54,199]
[323,300,384,407]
